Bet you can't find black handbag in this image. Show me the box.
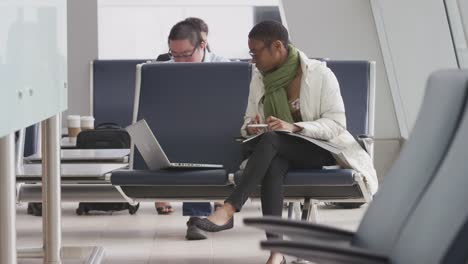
[76,122,130,149]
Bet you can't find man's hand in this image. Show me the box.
[266,116,302,133]
[246,114,264,135]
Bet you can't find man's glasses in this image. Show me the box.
[168,46,198,59]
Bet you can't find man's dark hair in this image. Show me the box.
[184,17,210,52]
[184,17,209,34]
[248,20,289,48]
[168,20,203,47]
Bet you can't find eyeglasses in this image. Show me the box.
[168,46,198,59]
[248,45,269,58]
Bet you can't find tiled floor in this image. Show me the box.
[16,201,367,264]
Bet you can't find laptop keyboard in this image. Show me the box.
[170,162,223,168]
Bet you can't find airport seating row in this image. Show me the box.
[19,58,377,221]
[107,59,376,219]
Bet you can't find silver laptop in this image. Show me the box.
[126,119,223,170]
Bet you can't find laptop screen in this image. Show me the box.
[126,119,171,170]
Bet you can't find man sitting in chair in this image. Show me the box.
[154,18,230,241]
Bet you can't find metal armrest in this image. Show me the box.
[261,240,388,264]
[244,216,354,243]
[357,134,374,140]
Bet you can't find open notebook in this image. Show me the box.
[242,129,344,155]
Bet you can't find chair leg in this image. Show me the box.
[300,199,319,223]
[291,259,313,264]
[307,200,319,223]
[287,202,294,218]
[287,202,302,220]
[301,198,310,220]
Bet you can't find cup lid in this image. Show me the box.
[81,116,95,121]
[67,115,80,120]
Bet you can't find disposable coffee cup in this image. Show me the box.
[67,115,81,142]
[81,116,95,131]
[69,137,77,145]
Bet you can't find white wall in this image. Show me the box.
[280,0,401,179]
[458,0,468,67]
[65,0,98,120]
[447,0,468,68]
[372,0,458,134]
[280,0,400,139]
[97,0,279,59]
[98,4,255,59]
[460,0,468,37]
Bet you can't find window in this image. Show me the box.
[445,0,468,68]
[98,0,280,59]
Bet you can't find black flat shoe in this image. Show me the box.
[185,224,207,240]
[186,216,201,227]
[194,217,234,232]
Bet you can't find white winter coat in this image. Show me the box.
[241,51,378,195]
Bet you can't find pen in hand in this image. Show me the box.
[246,114,265,135]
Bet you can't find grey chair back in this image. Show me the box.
[92,59,148,127]
[133,62,252,173]
[389,70,468,263]
[24,124,39,156]
[326,60,373,136]
[354,70,468,254]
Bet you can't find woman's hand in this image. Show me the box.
[246,114,264,135]
[266,116,302,133]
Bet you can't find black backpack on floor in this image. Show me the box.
[75,123,139,215]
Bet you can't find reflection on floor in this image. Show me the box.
[16,201,367,264]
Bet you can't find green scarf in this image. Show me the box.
[262,44,300,123]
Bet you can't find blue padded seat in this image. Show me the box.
[111,169,228,186]
[235,169,355,186]
[285,170,355,185]
[92,59,149,127]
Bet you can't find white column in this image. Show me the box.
[0,133,17,264]
[42,115,62,264]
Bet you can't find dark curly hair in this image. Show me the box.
[248,20,289,49]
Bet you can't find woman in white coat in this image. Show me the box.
[194,21,378,264]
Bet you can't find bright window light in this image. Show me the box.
[98,0,280,60]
